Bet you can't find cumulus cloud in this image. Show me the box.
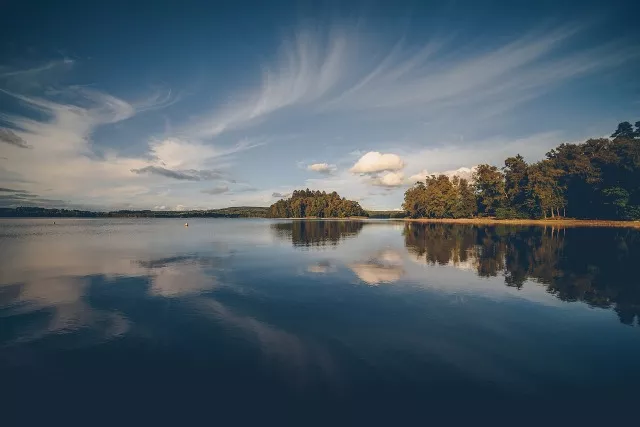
[201,185,229,195]
[0,128,31,148]
[350,151,405,174]
[307,163,336,174]
[372,171,405,187]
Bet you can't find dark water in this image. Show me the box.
[1,219,639,424]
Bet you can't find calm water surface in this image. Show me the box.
[1,219,639,424]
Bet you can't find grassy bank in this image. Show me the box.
[403,217,640,228]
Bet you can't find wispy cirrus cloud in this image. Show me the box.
[130,165,225,181]
[0,84,221,208]
[2,15,637,211]
[201,185,230,195]
[0,58,75,78]
[186,22,638,144]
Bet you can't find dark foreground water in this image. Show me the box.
[1,219,639,424]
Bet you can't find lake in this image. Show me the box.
[1,218,639,424]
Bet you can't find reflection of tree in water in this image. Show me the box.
[271,221,365,247]
[404,223,640,326]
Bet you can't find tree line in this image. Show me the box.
[267,189,367,218]
[0,206,269,218]
[403,120,640,220]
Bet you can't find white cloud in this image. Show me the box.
[307,163,336,174]
[0,85,264,209]
[2,21,635,211]
[325,26,638,115]
[350,151,405,174]
[373,171,405,187]
[407,170,429,184]
[349,250,405,285]
[182,23,637,145]
[407,166,477,184]
[189,27,351,140]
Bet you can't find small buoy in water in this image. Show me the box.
[184,222,188,227]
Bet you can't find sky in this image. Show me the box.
[1,0,639,211]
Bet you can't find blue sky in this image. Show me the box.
[1,0,639,210]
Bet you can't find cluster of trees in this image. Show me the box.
[0,206,269,218]
[403,175,476,219]
[267,189,367,218]
[404,223,640,325]
[403,120,640,220]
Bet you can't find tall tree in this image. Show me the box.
[611,121,635,140]
[526,162,564,218]
[452,177,477,218]
[502,154,530,215]
[403,181,428,218]
[473,164,505,216]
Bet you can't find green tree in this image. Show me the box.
[526,162,565,218]
[611,121,635,140]
[453,177,477,218]
[502,155,530,216]
[402,181,428,218]
[473,164,505,216]
[266,190,367,218]
[423,174,457,218]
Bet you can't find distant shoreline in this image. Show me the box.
[403,217,640,228]
[3,213,640,228]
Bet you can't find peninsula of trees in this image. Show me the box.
[267,189,367,218]
[403,120,640,220]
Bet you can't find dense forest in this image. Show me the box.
[403,120,640,220]
[0,206,269,218]
[404,223,640,325]
[267,189,367,218]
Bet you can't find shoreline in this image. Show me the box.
[3,216,640,228]
[402,217,640,228]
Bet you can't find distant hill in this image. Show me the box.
[0,206,269,218]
